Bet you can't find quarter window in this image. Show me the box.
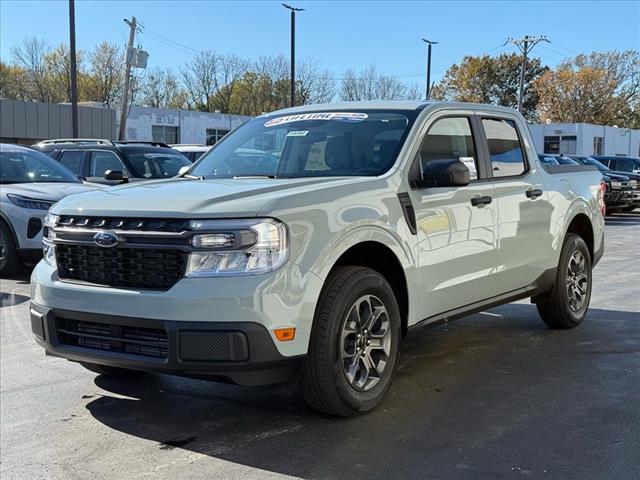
[419,117,478,180]
[482,118,526,178]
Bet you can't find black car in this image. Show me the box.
[593,156,640,175]
[569,155,639,213]
[32,139,191,185]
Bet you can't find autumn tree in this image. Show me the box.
[431,53,547,119]
[0,62,29,100]
[84,42,123,107]
[534,50,640,127]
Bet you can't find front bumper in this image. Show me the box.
[30,302,303,385]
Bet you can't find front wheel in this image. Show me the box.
[536,233,592,329]
[0,222,21,277]
[300,266,401,417]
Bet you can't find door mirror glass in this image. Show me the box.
[412,159,470,188]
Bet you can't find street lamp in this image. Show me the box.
[422,38,438,100]
[282,3,304,107]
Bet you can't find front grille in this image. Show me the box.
[57,216,189,232]
[56,317,168,358]
[56,244,187,290]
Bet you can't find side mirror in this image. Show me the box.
[412,158,470,188]
[177,166,191,177]
[104,170,127,183]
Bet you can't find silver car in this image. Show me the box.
[0,144,103,276]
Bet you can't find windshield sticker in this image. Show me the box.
[265,112,368,127]
[287,130,309,137]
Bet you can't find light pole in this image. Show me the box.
[68,0,78,137]
[422,38,438,100]
[282,3,304,108]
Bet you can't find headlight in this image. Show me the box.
[42,213,59,267]
[629,179,638,188]
[610,181,622,189]
[185,218,288,277]
[7,194,55,210]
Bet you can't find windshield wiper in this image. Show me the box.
[183,174,204,180]
[232,175,278,179]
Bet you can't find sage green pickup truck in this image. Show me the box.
[31,101,604,416]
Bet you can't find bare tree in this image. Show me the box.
[339,65,415,101]
[181,51,218,111]
[10,37,51,102]
[214,53,248,113]
[84,42,123,107]
[44,43,84,103]
[297,58,336,105]
[140,67,187,109]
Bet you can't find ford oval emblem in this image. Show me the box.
[93,230,122,248]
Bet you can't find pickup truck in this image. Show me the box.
[31,101,605,416]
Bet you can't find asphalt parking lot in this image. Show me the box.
[1,213,639,480]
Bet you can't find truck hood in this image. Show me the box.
[51,176,362,218]
[1,182,103,201]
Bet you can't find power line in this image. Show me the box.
[504,35,550,112]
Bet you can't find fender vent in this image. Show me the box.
[398,193,417,235]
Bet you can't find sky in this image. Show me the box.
[1,0,639,90]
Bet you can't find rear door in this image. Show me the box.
[479,115,554,294]
[408,112,498,319]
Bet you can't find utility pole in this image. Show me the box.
[118,16,137,141]
[422,38,438,100]
[68,0,78,138]
[282,4,304,108]
[505,35,549,112]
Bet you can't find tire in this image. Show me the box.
[0,222,21,277]
[300,266,401,417]
[536,233,592,329]
[79,362,142,377]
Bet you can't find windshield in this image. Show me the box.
[124,151,191,178]
[190,111,412,178]
[0,147,80,184]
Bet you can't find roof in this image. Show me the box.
[263,100,521,117]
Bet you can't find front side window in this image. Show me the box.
[191,111,412,179]
[419,117,478,180]
[483,118,526,178]
[89,151,126,177]
[58,150,84,174]
[124,151,191,178]
[0,147,80,184]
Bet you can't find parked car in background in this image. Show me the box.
[31,101,605,416]
[169,144,210,162]
[594,156,640,175]
[569,155,639,212]
[32,139,191,185]
[0,144,104,276]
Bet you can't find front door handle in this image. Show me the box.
[526,188,543,199]
[471,195,492,207]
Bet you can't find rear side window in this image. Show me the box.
[482,118,526,178]
[58,150,84,175]
[89,151,126,177]
[420,117,478,180]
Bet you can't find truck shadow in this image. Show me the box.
[85,303,640,479]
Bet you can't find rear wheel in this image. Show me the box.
[300,267,401,417]
[536,233,592,329]
[79,362,143,377]
[0,222,21,277]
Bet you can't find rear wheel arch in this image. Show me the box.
[565,213,594,261]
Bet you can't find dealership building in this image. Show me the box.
[0,99,249,146]
[528,122,640,157]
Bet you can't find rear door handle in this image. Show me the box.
[471,195,492,207]
[526,188,543,199]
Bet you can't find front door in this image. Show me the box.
[408,114,498,320]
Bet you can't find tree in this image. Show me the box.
[84,42,123,107]
[534,50,640,127]
[0,62,29,100]
[10,37,51,102]
[140,67,188,109]
[430,53,547,119]
[43,43,85,103]
[296,58,336,105]
[181,51,218,111]
[339,65,420,101]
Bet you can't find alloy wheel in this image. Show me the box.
[566,250,589,313]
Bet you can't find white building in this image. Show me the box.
[528,122,640,157]
[117,106,252,145]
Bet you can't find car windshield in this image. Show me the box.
[190,111,412,178]
[0,147,80,184]
[124,151,191,178]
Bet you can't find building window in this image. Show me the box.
[206,129,229,146]
[544,136,560,154]
[152,125,179,144]
[593,136,603,156]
